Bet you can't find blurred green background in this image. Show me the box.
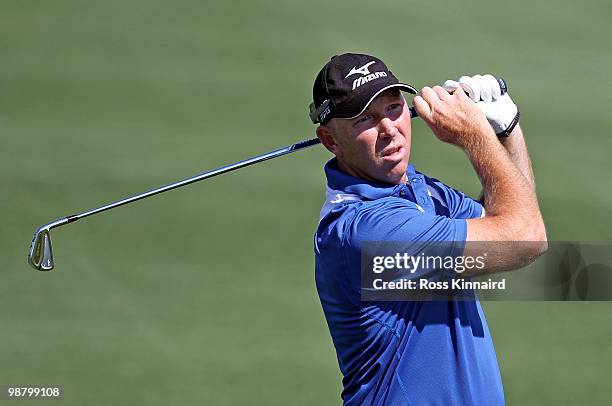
[2,0,611,404]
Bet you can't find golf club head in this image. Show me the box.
[28,227,54,271]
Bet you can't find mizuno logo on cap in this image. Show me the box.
[345,61,388,90]
[345,61,377,78]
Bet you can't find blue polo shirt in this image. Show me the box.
[314,159,504,405]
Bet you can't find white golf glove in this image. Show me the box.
[443,74,520,137]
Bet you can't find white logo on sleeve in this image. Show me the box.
[345,61,388,90]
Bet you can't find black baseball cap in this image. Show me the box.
[309,53,417,125]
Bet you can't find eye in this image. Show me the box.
[386,103,404,120]
[353,114,373,126]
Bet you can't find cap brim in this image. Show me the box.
[345,83,417,120]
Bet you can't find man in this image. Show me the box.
[310,53,547,405]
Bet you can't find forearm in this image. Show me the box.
[458,132,545,274]
[499,124,536,190]
[477,124,535,203]
[412,83,546,275]
[460,124,547,274]
[463,130,538,226]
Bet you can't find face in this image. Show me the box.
[317,89,412,185]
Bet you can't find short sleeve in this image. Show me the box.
[447,188,483,219]
[427,179,484,219]
[347,199,468,283]
[350,199,467,297]
[351,198,468,243]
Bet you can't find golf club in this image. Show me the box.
[28,138,320,271]
[28,78,507,271]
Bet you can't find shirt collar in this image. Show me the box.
[324,158,418,201]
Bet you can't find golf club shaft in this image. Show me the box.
[45,137,322,230]
[28,137,322,271]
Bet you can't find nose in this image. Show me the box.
[378,117,398,138]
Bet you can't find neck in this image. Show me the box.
[337,159,407,185]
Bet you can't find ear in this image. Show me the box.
[316,124,339,155]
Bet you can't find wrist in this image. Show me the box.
[499,124,523,147]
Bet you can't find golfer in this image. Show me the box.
[311,53,547,405]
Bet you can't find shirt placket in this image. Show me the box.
[407,174,433,213]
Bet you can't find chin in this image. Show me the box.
[381,164,408,184]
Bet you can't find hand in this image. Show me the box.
[413,86,495,148]
[443,74,520,137]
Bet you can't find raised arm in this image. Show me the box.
[413,86,547,274]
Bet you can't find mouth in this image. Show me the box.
[380,145,404,159]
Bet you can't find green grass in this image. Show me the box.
[1,0,611,404]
